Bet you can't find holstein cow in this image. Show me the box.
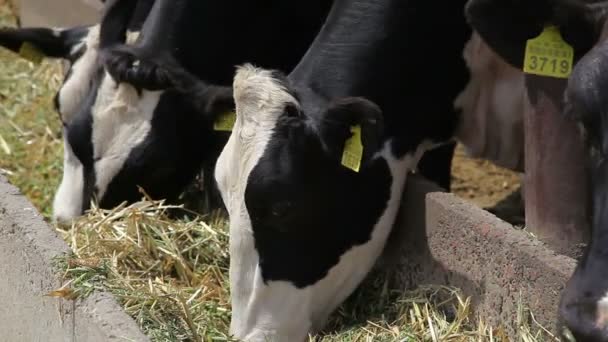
[0,0,155,223]
[465,0,608,339]
[213,0,470,340]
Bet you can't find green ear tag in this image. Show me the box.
[341,125,363,172]
[523,25,573,78]
[18,42,44,65]
[213,111,236,131]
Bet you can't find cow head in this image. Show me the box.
[559,40,608,341]
[214,65,424,341]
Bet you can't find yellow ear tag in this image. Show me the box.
[523,25,573,78]
[18,42,44,65]
[213,111,236,131]
[341,125,363,173]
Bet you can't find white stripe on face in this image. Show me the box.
[57,25,100,124]
[53,133,85,225]
[91,73,161,200]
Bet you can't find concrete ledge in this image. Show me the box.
[385,175,576,339]
[16,0,102,27]
[0,175,148,341]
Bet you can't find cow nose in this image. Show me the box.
[53,213,77,228]
[560,300,608,342]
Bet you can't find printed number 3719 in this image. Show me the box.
[527,56,569,75]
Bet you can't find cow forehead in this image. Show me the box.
[233,64,298,118]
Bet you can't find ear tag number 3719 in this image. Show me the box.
[341,125,363,173]
[18,42,44,65]
[523,25,573,78]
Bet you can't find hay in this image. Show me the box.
[51,200,557,342]
[0,2,558,341]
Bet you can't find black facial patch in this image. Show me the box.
[244,112,392,288]
[100,90,224,208]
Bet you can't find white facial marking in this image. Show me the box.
[57,25,100,124]
[91,74,161,199]
[53,133,85,225]
[217,65,429,341]
[216,65,297,341]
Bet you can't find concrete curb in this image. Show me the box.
[14,0,102,27]
[0,175,148,342]
[385,174,576,339]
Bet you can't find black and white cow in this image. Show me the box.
[212,0,470,340]
[0,0,155,223]
[465,0,608,339]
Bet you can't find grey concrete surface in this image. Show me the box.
[384,174,576,339]
[0,175,148,342]
[15,0,102,27]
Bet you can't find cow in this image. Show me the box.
[0,0,156,223]
[211,0,471,339]
[465,0,608,339]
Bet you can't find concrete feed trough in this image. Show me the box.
[0,175,148,341]
[385,175,576,339]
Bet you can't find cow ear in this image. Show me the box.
[318,97,384,170]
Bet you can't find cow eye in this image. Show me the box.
[285,104,300,118]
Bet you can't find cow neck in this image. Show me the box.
[289,0,407,100]
[136,0,188,55]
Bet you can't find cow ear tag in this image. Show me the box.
[341,125,363,173]
[213,111,236,131]
[523,25,573,79]
[18,42,44,65]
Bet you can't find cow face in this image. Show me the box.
[215,65,428,341]
[559,41,608,342]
